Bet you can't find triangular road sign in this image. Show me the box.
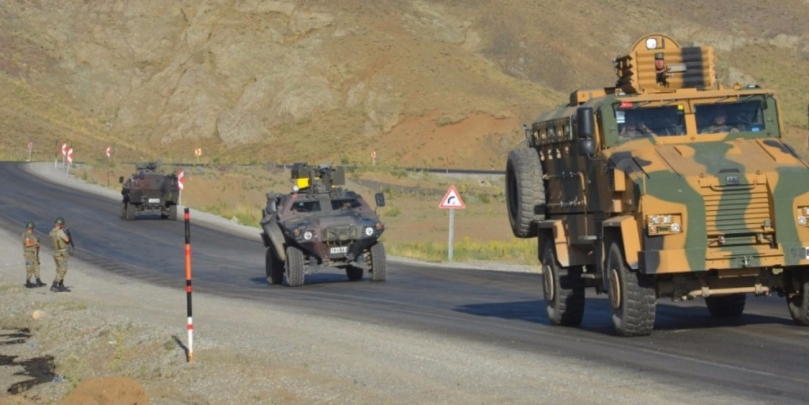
[439,185,466,209]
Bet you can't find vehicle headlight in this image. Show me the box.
[799,216,807,226]
[303,231,313,240]
[364,227,374,236]
[647,214,683,235]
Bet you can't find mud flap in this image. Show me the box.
[262,221,287,262]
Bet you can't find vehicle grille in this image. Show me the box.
[703,185,771,236]
[322,227,358,241]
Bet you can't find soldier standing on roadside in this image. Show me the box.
[49,217,71,292]
[22,221,46,288]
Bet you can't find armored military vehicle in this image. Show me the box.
[260,163,387,287]
[119,162,180,221]
[506,34,809,336]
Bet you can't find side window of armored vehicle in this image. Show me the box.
[291,200,321,213]
[615,105,685,139]
[696,100,766,134]
[331,198,361,211]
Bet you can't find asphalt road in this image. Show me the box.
[1,162,808,403]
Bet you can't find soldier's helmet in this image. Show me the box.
[25,221,35,229]
[54,217,65,225]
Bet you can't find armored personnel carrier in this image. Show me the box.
[119,162,180,221]
[506,34,809,336]
[260,163,387,287]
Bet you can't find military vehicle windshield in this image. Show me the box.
[291,200,321,213]
[696,100,766,134]
[616,105,685,139]
[331,198,362,211]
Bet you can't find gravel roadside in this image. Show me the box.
[0,163,756,404]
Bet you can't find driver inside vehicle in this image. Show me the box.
[620,117,655,138]
[700,109,739,134]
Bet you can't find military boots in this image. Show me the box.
[25,280,35,288]
[49,282,69,292]
[35,279,46,287]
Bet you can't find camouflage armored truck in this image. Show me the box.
[260,163,387,287]
[505,33,809,336]
[119,162,180,221]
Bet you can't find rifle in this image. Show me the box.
[64,228,75,256]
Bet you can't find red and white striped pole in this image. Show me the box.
[184,207,194,362]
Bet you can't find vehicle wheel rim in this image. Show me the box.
[543,265,555,301]
[609,268,621,309]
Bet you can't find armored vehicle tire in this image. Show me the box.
[541,240,585,326]
[168,205,178,221]
[705,294,746,317]
[125,202,136,221]
[285,245,305,287]
[120,202,126,219]
[370,243,386,282]
[265,247,284,285]
[786,270,809,326]
[505,148,545,238]
[346,266,364,281]
[606,241,656,336]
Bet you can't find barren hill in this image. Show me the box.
[1,0,807,167]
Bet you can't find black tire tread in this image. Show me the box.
[607,242,656,336]
[705,294,746,317]
[787,270,809,326]
[542,240,585,326]
[285,245,305,287]
[370,243,386,282]
[346,266,364,281]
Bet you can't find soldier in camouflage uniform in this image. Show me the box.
[49,217,71,293]
[22,221,46,288]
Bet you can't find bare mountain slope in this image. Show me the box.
[1,0,807,167]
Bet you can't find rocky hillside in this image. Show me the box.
[1,0,808,167]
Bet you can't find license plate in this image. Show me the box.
[148,198,161,203]
[330,246,347,254]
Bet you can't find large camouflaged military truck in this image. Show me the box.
[119,162,180,221]
[506,34,809,336]
[260,163,387,287]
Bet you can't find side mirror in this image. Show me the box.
[576,106,594,139]
[374,192,386,207]
[118,176,124,184]
[577,139,595,155]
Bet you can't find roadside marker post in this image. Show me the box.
[439,185,466,261]
[61,143,67,167]
[184,208,194,362]
[27,142,32,162]
[105,146,111,186]
[177,170,185,207]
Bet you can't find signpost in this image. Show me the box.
[194,148,202,168]
[371,150,376,166]
[66,148,73,174]
[61,143,67,167]
[438,185,466,261]
[27,142,32,162]
[105,146,112,186]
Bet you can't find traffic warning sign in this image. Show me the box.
[439,185,465,209]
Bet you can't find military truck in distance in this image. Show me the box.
[260,163,387,287]
[119,162,180,221]
[506,34,809,336]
